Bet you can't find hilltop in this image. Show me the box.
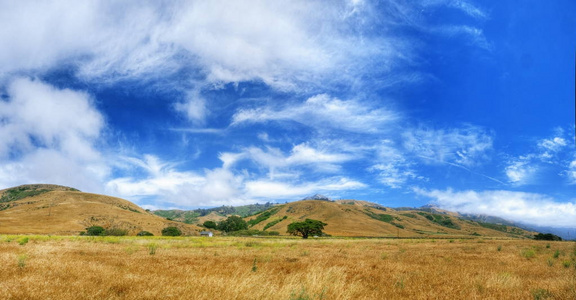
[0,184,199,235]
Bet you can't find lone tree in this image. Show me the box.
[217,216,248,232]
[287,219,327,239]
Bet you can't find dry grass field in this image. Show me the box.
[1,236,574,299]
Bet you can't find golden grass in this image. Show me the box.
[1,236,574,299]
[0,191,200,236]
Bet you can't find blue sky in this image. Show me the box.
[0,0,575,228]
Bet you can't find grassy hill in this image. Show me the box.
[0,184,200,235]
[243,199,535,238]
[0,185,536,238]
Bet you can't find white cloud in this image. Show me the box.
[566,160,576,185]
[504,132,572,185]
[245,177,366,199]
[0,78,107,192]
[106,155,242,206]
[422,0,488,20]
[107,154,365,206]
[0,1,412,124]
[402,125,493,167]
[0,78,109,192]
[537,137,567,161]
[437,25,491,50]
[0,77,103,157]
[371,140,419,188]
[233,94,398,133]
[174,91,208,125]
[221,142,357,177]
[504,159,536,184]
[448,0,488,20]
[416,188,576,227]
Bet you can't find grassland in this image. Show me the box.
[1,235,574,299]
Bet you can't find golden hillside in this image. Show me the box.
[0,184,200,235]
[245,200,534,238]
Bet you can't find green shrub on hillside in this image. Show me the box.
[247,208,280,227]
[161,227,182,236]
[203,220,217,229]
[137,231,154,236]
[0,187,50,203]
[85,226,105,236]
[263,216,287,230]
[104,228,128,236]
[534,233,562,241]
[417,212,460,229]
[400,213,417,218]
[478,222,508,232]
[364,210,394,223]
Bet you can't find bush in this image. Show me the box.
[85,226,105,236]
[521,249,536,259]
[534,233,562,241]
[137,231,154,236]
[18,237,29,246]
[104,228,128,236]
[263,216,287,231]
[247,208,280,227]
[203,220,217,229]
[161,226,182,236]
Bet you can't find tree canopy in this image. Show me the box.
[287,219,327,239]
[161,226,182,236]
[203,220,217,229]
[217,215,248,232]
[534,233,562,241]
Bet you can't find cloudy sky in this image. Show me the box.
[1,0,575,228]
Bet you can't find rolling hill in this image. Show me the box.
[0,184,200,235]
[0,184,536,238]
[241,199,535,238]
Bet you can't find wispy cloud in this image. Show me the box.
[416,188,576,227]
[504,130,573,185]
[402,125,493,167]
[221,142,358,176]
[370,140,419,188]
[567,160,576,184]
[232,94,399,133]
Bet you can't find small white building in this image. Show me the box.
[200,231,213,237]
